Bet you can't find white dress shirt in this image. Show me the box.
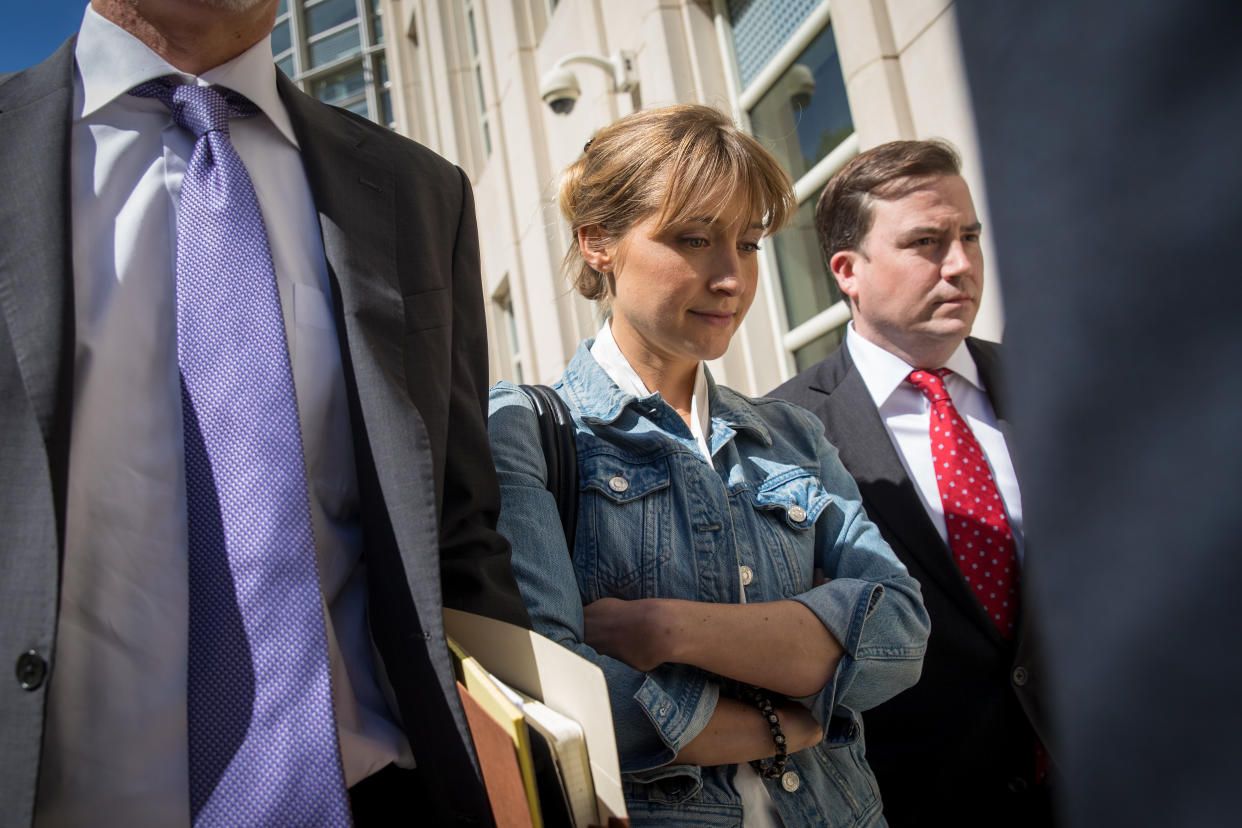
[845,324,1025,559]
[590,322,781,828]
[35,8,408,826]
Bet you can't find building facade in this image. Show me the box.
[372,0,999,393]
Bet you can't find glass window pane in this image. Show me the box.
[747,23,853,180]
[278,0,288,17]
[772,197,840,330]
[271,20,291,56]
[474,67,486,111]
[308,24,362,67]
[306,0,358,37]
[380,90,393,126]
[376,53,388,84]
[370,0,384,43]
[793,326,845,372]
[309,62,367,107]
[466,8,479,55]
[343,97,370,117]
[276,54,295,78]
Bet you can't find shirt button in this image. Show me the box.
[787,505,807,523]
[739,565,754,586]
[16,650,48,691]
[1012,666,1029,686]
[608,476,628,493]
[780,771,801,792]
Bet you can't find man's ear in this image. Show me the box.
[829,249,862,301]
[578,226,613,273]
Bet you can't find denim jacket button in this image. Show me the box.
[780,771,801,792]
[608,475,629,493]
[739,565,754,586]
[787,505,807,523]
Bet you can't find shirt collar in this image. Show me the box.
[589,320,710,420]
[74,3,298,148]
[564,334,770,445]
[845,322,982,408]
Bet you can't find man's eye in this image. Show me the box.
[914,237,936,247]
[963,233,981,243]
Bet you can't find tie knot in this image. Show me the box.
[130,77,259,138]
[907,368,953,402]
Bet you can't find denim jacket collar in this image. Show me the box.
[559,340,773,448]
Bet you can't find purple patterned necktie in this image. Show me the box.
[131,78,351,826]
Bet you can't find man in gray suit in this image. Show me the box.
[0,0,526,824]
[769,140,1053,825]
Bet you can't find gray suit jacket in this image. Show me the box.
[0,37,525,826]
[770,338,1054,826]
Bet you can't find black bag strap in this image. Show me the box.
[517,384,578,554]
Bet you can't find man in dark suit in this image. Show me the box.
[0,0,526,825]
[769,140,1052,826]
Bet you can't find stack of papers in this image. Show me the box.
[444,609,627,826]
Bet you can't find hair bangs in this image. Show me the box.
[652,128,794,236]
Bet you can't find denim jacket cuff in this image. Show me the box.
[792,577,883,659]
[627,668,719,772]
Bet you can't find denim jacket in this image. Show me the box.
[487,342,929,826]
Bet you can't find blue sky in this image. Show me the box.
[2,1,87,74]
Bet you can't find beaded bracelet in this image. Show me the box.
[737,686,787,779]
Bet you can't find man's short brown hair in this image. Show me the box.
[815,139,962,265]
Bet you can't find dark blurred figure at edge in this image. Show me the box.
[955,2,1242,826]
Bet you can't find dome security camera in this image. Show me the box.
[539,52,635,116]
[540,66,581,115]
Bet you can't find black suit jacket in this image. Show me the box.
[770,338,1053,826]
[0,38,527,827]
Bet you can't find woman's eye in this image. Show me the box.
[683,237,709,249]
[740,241,762,253]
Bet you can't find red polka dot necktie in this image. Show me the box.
[908,369,1019,637]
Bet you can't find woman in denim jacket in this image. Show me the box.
[487,105,929,827]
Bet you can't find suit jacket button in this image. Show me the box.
[16,650,47,690]
[1012,665,1029,686]
[787,505,807,523]
[608,476,628,493]
[780,771,801,792]
[1007,776,1029,794]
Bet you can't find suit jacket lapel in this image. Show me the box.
[277,78,444,620]
[812,345,1007,644]
[0,38,77,530]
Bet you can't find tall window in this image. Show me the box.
[273,0,393,128]
[724,0,857,372]
[493,281,525,383]
[464,0,492,158]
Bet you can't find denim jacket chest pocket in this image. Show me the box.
[748,467,833,594]
[578,452,673,601]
